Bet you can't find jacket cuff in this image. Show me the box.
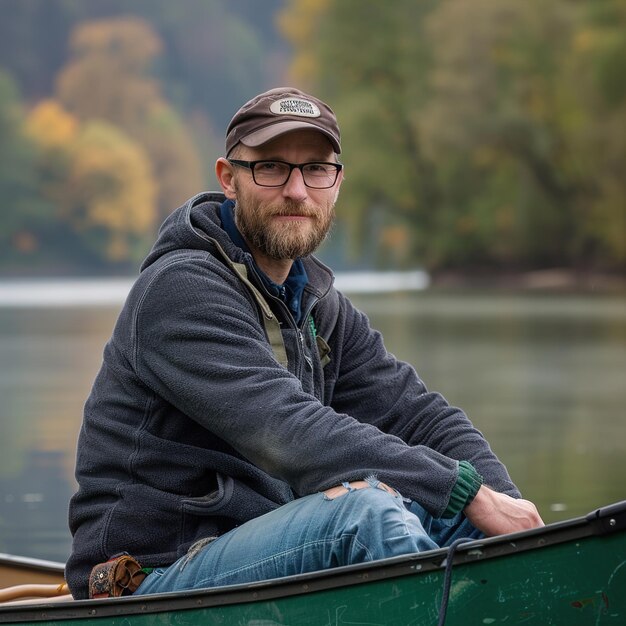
[441,461,483,518]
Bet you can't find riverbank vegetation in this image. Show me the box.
[0,0,624,279]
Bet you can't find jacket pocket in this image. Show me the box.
[180,474,284,553]
[181,473,282,521]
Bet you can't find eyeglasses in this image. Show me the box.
[228,159,343,189]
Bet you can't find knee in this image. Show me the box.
[322,479,405,528]
[319,482,435,561]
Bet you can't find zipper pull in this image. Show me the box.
[298,330,313,370]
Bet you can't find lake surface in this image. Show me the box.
[0,286,624,564]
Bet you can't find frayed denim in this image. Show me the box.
[135,480,482,595]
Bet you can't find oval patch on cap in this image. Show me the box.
[270,98,320,118]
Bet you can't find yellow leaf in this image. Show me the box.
[25,100,78,148]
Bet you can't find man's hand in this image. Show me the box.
[465,485,544,537]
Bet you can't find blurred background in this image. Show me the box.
[0,0,624,563]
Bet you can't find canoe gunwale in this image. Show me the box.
[0,554,64,577]
[1,499,625,623]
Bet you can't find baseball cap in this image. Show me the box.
[225,87,341,156]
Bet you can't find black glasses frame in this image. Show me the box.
[228,159,343,189]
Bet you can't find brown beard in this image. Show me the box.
[233,182,335,260]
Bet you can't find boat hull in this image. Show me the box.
[1,501,624,624]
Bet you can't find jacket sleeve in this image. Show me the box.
[327,291,520,499]
[132,258,516,518]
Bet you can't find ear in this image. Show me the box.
[215,158,237,200]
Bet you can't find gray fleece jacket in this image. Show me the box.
[66,192,519,599]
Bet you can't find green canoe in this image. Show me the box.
[1,500,624,625]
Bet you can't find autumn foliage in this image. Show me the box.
[0,1,624,275]
[1,16,204,272]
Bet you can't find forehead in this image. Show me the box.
[242,129,336,160]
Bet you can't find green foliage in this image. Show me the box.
[0,0,623,275]
[0,70,53,268]
[280,0,626,272]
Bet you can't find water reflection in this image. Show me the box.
[0,450,73,561]
[0,290,624,563]
[350,291,626,520]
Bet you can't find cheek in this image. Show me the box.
[230,177,241,200]
[239,183,281,208]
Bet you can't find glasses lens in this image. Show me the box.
[302,163,339,189]
[252,161,290,186]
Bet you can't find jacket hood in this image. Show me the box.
[140,192,245,272]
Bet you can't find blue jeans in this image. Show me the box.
[134,480,482,595]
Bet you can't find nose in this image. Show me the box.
[282,167,308,202]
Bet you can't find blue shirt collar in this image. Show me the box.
[219,200,309,324]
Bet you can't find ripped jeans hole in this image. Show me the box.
[322,478,399,501]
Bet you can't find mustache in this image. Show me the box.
[266,201,317,219]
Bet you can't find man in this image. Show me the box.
[66,87,543,599]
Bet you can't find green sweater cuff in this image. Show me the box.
[442,461,483,519]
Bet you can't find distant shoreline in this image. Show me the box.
[0,268,623,307]
[0,270,430,307]
[430,268,625,293]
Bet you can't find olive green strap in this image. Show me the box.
[315,335,331,367]
[230,262,289,368]
[193,238,288,367]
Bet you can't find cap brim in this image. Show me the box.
[240,120,341,154]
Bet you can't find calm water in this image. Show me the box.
[0,289,624,563]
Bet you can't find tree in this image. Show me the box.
[279,0,626,272]
[66,121,157,263]
[26,100,157,268]
[57,17,204,221]
[423,0,626,270]
[419,0,577,268]
[562,0,626,267]
[57,17,162,127]
[279,0,441,268]
[0,70,51,269]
